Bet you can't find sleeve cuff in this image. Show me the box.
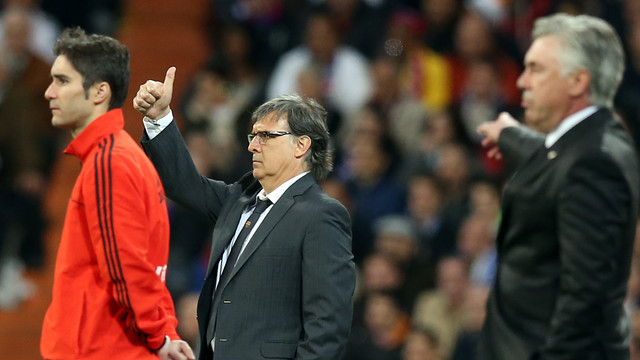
[143,110,174,140]
[147,331,180,351]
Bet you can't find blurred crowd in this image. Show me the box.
[0,0,120,308]
[3,0,640,359]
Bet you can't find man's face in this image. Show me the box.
[517,36,573,133]
[45,55,94,133]
[248,114,298,191]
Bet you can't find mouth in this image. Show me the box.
[520,93,530,108]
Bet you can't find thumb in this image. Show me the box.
[163,66,176,91]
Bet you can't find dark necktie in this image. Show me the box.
[206,197,272,344]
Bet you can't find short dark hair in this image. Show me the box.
[53,27,130,110]
[252,94,333,181]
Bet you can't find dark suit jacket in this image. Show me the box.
[478,109,639,360]
[142,121,356,360]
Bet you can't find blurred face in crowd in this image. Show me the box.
[467,60,500,100]
[364,293,400,334]
[349,137,389,185]
[469,182,500,220]
[408,176,442,221]
[4,7,30,55]
[223,26,251,62]
[436,257,468,307]
[306,15,338,64]
[402,331,440,360]
[45,55,100,136]
[435,144,469,189]
[376,234,416,264]
[457,216,493,259]
[455,12,492,60]
[362,254,402,292]
[346,107,384,145]
[422,0,458,28]
[372,57,400,103]
[421,111,455,151]
[517,35,573,133]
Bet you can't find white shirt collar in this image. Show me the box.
[257,171,310,204]
[545,106,598,148]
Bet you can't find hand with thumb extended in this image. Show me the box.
[133,67,176,120]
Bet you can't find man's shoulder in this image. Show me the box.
[295,184,350,219]
[569,113,636,164]
[86,131,155,175]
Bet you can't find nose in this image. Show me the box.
[247,136,261,153]
[516,71,528,90]
[44,82,55,100]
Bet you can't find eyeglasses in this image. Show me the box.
[247,131,292,144]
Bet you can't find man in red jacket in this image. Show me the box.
[40,28,194,360]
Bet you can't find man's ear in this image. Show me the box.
[93,81,111,106]
[294,135,312,159]
[568,69,590,98]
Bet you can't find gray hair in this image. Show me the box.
[532,13,624,108]
[252,94,333,180]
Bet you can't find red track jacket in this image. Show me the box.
[41,109,179,359]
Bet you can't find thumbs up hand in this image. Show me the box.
[133,67,176,120]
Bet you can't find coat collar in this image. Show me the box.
[547,108,611,153]
[63,108,124,161]
[205,172,316,277]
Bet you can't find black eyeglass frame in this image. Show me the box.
[247,131,293,144]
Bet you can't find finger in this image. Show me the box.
[143,81,164,99]
[133,97,152,110]
[142,80,162,92]
[146,85,163,99]
[487,146,502,160]
[497,111,517,126]
[481,137,494,148]
[163,66,176,92]
[171,350,187,360]
[137,91,158,104]
[498,111,513,121]
[179,342,195,359]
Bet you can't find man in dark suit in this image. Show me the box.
[476,14,639,360]
[133,67,355,360]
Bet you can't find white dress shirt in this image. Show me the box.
[545,106,598,148]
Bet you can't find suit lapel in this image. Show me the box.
[223,174,316,288]
[205,192,255,277]
[547,108,607,155]
[231,196,294,276]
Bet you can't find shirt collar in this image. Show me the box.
[545,105,598,148]
[64,108,124,161]
[257,171,310,204]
